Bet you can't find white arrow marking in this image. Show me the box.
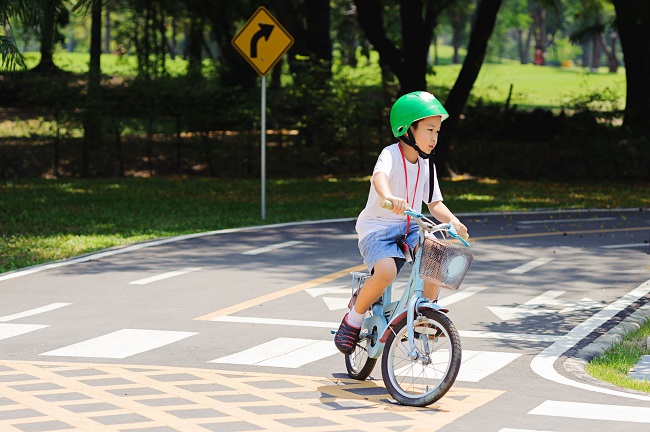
[488,290,603,321]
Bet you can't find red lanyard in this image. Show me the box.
[398,144,420,236]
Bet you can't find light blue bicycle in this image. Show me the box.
[342,199,473,407]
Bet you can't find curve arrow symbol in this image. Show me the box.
[250,23,275,58]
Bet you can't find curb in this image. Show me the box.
[563,302,650,392]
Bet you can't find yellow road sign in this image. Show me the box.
[232,6,294,77]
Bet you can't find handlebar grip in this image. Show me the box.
[380,199,393,210]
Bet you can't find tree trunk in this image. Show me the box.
[274,0,332,84]
[436,0,502,177]
[186,14,203,79]
[590,33,600,71]
[104,4,111,53]
[354,0,446,94]
[82,0,103,177]
[597,32,619,73]
[207,2,257,89]
[33,1,59,73]
[612,0,650,133]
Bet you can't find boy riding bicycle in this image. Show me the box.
[334,91,469,355]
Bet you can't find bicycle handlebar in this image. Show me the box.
[380,199,470,247]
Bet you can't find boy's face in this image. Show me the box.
[412,115,442,155]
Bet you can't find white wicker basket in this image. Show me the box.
[418,234,474,290]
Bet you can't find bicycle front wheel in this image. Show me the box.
[381,309,461,406]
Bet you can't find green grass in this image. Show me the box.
[586,319,650,393]
[1,177,648,273]
[12,51,627,111]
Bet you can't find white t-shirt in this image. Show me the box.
[355,143,443,241]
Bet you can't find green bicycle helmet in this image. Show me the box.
[390,91,449,159]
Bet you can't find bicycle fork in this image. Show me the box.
[406,296,448,360]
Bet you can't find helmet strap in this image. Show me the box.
[399,128,431,159]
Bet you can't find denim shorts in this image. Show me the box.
[358,221,419,274]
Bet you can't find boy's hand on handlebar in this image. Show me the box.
[450,219,469,240]
[383,196,408,215]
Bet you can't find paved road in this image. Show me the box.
[0,208,648,431]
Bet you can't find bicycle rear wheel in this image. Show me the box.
[381,309,461,406]
[345,311,379,380]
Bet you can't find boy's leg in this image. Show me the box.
[352,257,398,313]
[334,257,397,355]
[424,281,440,302]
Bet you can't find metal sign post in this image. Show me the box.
[261,75,266,219]
[232,7,294,219]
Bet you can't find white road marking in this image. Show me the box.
[304,286,348,297]
[438,286,488,307]
[40,329,197,359]
[322,297,350,310]
[518,217,615,225]
[457,350,521,382]
[489,291,604,321]
[241,241,303,255]
[458,330,560,342]
[488,290,563,321]
[210,337,338,368]
[529,400,650,423]
[559,297,604,314]
[0,323,48,341]
[499,429,555,432]
[389,349,519,383]
[0,303,71,322]
[530,278,650,401]
[507,258,553,274]
[212,316,338,328]
[129,267,201,285]
[488,290,602,321]
[601,243,648,249]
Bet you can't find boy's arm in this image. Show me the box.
[372,172,408,215]
[427,201,469,239]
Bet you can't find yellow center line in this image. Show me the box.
[194,264,367,320]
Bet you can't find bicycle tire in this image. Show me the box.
[381,309,461,406]
[345,311,379,380]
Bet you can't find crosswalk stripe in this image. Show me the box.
[241,241,303,255]
[0,323,48,341]
[210,337,338,368]
[601,243,648,249]
[40,329,197,359]
[129,267,201,285]
[0,303,71,322]
[508,258,553,274]
[457,351,521,382]
[529,400,650,423]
